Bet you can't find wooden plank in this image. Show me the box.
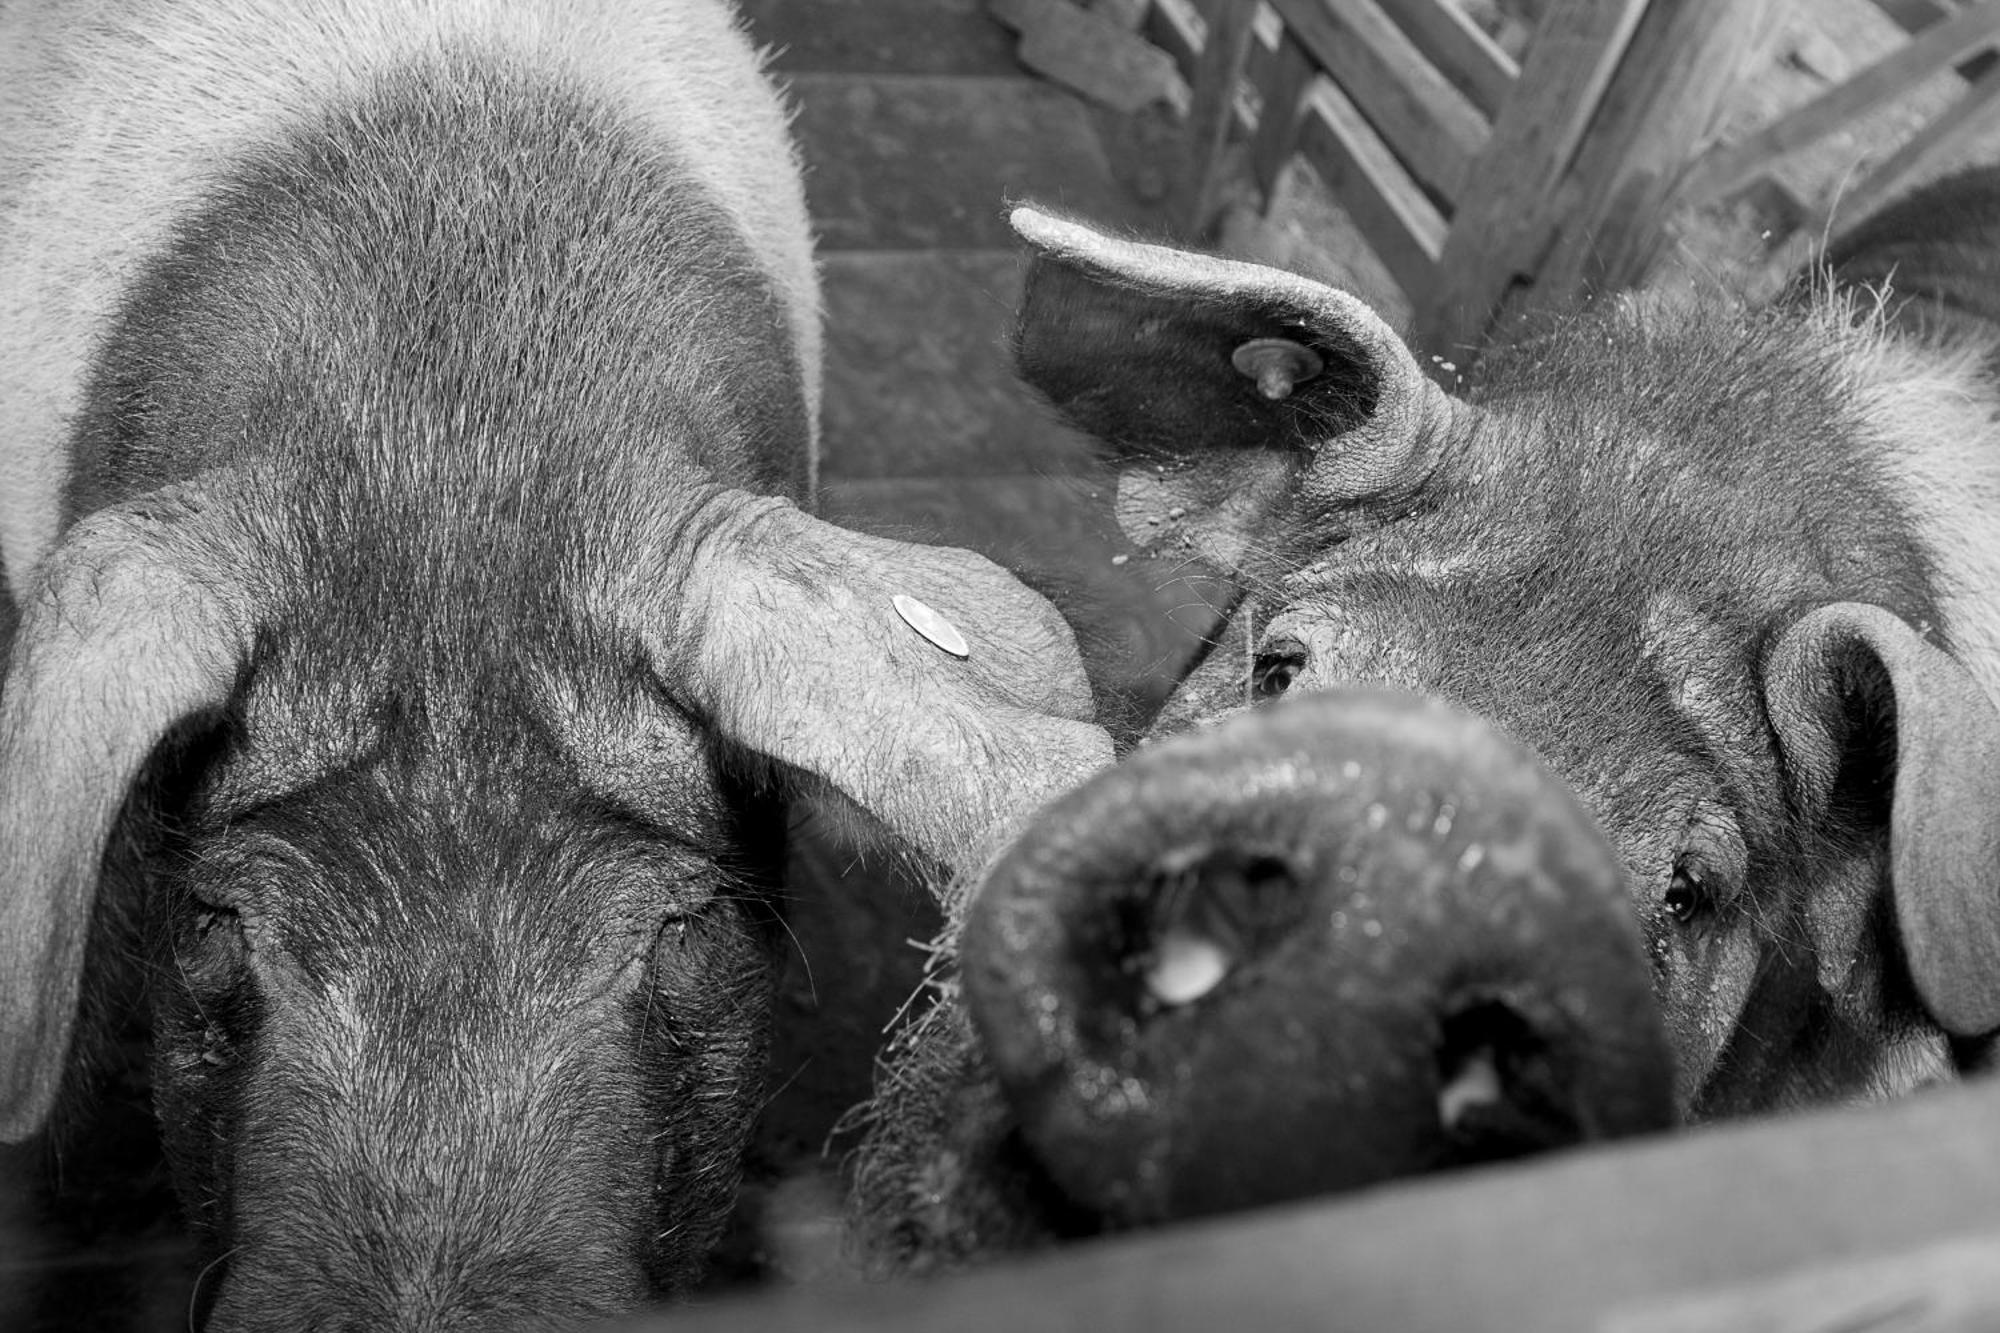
[1818,61,2000,233]
[1291,75,1445,300]
[1408,0,1648,356]
[1878,0,1957,33]
[1238,3,1283,126]
[1681,0,2000,205]
[1010,0,1192,116]
[1605,1231,2000,1333]
[1141,0,1205,81]
[1269,0,1490,201]
[1176,0,1260,235]
[1534,0,1791,300]
[662,1078,2000,1333]
[1247,29,1317,199]
[1376,0,1520,119]
[1090,0,1150,29]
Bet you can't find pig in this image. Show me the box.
[0,0,1110,1325]
[995,164,2000,1122]
[846,688,1677,1273]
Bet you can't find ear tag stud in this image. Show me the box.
[892,594,970,658]
[1232,337,1324,401]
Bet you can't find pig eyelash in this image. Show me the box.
[764,906,817,1007]
[187,1245,240,1328]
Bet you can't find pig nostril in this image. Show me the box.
[1143,929,1232,1006]
[1434,994,1586,1160]
[1437,1047,1502,1131]
[1115,847,1307,1016]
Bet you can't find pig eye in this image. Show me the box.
[178,897,248,987]
[1664,857,1714,926]
[1251,641,1308,700]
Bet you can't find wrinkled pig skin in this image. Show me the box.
[0,2,1108,1326]
[967,688,1677,1228]
[845,689,1675,1270]
[1006,166,2000,1122]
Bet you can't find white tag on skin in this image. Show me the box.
[892,593,971,658]
[1145,929,1231,1006]
[1438,1047,1502,1130]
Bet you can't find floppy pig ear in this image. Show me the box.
[0,488,252,1140]
[1763,602,2000,1037]
[661,496,1113,877]
[1008,206,1455,574]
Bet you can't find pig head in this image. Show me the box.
[1005,175,2000,1119]
[0,2,1108,1325]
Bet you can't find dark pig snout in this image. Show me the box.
[960,690,1677,1228]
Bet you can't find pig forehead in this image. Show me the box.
[1259,582,1754,812]
[204,770,732,984]
[221,647,731,834]
[201,684,745,963]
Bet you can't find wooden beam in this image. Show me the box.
[1176,0,1260,236]
[1680,0,2000,206]
[1141,0,1205,81]
[1408,0,1648,357]
[1534,0,1790,301]
[658,1079,2000,1333]
[1246,29,1317,200]
[1292,76,1446,302]
[1268,0,1490,200]
[1817,61,2000,235]
[1604,1231,2000,1333]
[1375,0,1520,120]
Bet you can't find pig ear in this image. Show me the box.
[657,496,1112,876]
[0,488,252,1140]
[1008,206,1455,574]
[1763,602,2000,1037]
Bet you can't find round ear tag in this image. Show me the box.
[1232,337,1324,401]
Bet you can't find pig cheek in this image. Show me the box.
[1654,917,1760,1113]
[1146,636,1262,741]
[150,970,260,1246]
[633,904,780,1284]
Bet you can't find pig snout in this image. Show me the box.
[960,689,1678,1229]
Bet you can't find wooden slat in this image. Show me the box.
[1604,1231,2000,1333]
[1681,0,2000,205]
[1247,29,1318,199]
[1533,0,1792,300]
[1238,3,1283,126]
[1878,0,1958,32]
[1176,0,1260,235]
[1819,62,2000,233]
[661,1078,2000,1333]
[1269,0,1490,201]
[1408,0,1648,356]
[1376,0,1520,119]
[1291,75,1445,301]
[1141,0,1204,82]
[1089,0,1150,28]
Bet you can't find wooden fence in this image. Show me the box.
[1132,0,1784,359]
[1126,0,2000,361]
[645,1075,2000,1332]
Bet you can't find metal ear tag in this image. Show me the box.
[1232,337,1324,401]
[893,593,970,658]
